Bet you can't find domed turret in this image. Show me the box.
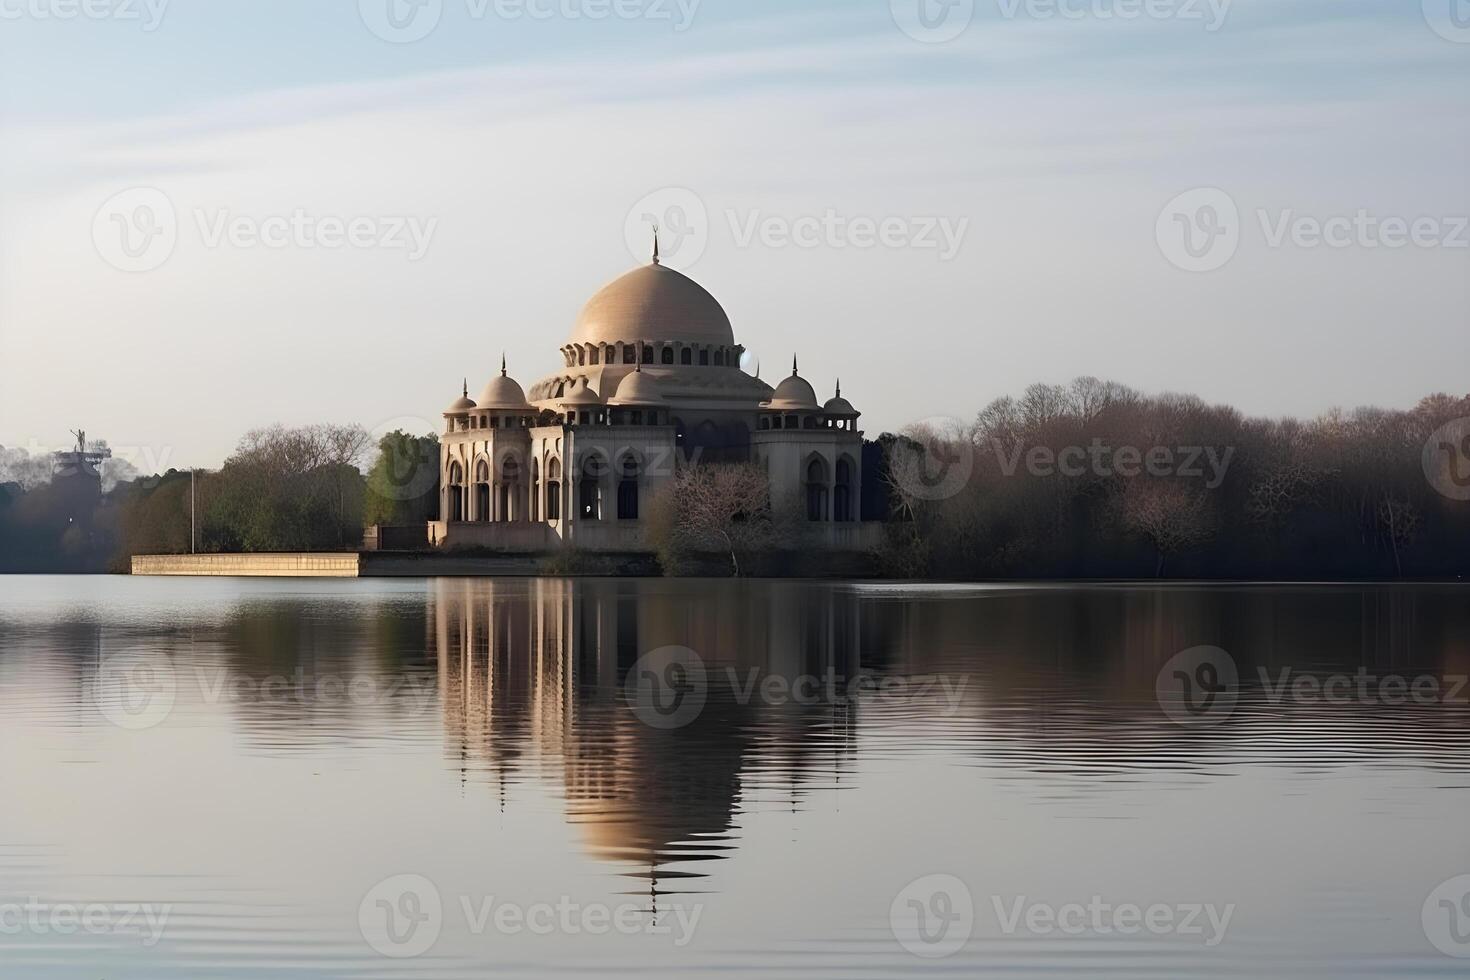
[763,356,819,411]
[478,355,531,411]
[445,379,476,416]
[823,379,858,418]
[608,364,668,407]
[558,377,602,407]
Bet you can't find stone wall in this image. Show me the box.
[131,554,361,577]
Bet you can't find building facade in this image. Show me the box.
[430,254,874,552]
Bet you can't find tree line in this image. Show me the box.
[0,426,439,572]
[3,381,1466,578]
[880,378,1470,579]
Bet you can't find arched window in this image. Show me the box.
[546,458,562,521]
[698,348,709,366]
[834,458,853,523]
[447,461,466,523]
[713,349,725,366]
[579,456,602,521]
[805,458,828,522]
[680,347,692,365]
[499,457,521,522]
[617,454,640,520]
[530,458,540,522]
[661,346,674,365]
[622,345,636,364]
[589,347,600,365]
[641,344,654,365]
[475,460,491,523]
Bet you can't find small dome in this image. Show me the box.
[823,380,859,417]
[608,368,667,407]
[559,377,602,406]
[571,263,735,348]
[445,380,476,415]
[478,358,531,410]
[763,357,818,411]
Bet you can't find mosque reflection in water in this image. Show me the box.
[430,579,866,890]
[427,579,1470,898]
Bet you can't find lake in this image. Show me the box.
[1,576,1468,978]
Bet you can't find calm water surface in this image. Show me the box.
[1,576,1468,978]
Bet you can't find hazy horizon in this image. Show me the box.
[2,0,1466,472]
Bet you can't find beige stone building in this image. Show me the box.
[430,253,876,553]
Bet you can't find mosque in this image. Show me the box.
[431,244,877,553]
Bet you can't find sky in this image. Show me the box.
[0,0,1466,472]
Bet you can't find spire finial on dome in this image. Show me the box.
[635,341,643,373]
[652,224,660,266]
[836,378,841,398]
[463,378,468,397]
[792,354,799,376]
[500,352,507,377]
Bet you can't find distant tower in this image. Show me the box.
[52,429,112,525]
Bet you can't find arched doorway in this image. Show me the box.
[579,456,603,521]
[498,456,521,522]
[474,460,491,523]
[834,457,853,522]
[545,458,562,521]
[805,457,828,522]
[617,453,640,520]
[447,461,465,523]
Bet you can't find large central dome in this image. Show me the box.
[570,263,735,348]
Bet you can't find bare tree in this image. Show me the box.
[1119,480,1215,576]
[648,463,781,576]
